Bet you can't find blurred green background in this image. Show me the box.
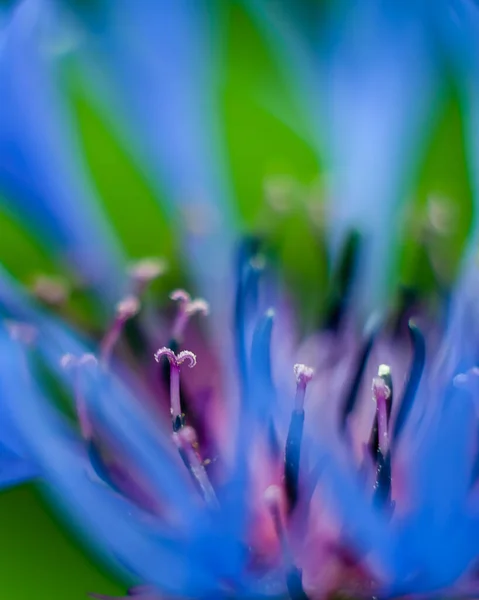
[0,2,474,599]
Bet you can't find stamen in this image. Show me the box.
[234,237,265,399]
[340,314,381,431]
[264,486,309,600]
[372,374,391,457]
[323,230,360,331]
[173,426,218,507]
[369,366,393,510]
[100,295,140,367]
[250,309,275,417]
[154,347,196,431]
[368,364,393,459]
[293,364,314,411]
[285,364,313,511]
[170,289,209,343]
[392,321,426,443]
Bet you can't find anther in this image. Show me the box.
[293,364,314,411]
[372,374,391,457]
[285,364,313,511]
[154,347,196,431]
[370,366,393,510]
[323,230,360,331]
[100,295,141,367]
[170,289,209,343]
[340,313,381,431]
[368,364,393,460]
[234,236,265,403]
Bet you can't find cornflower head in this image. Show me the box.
[2,231,479,600]
[2,1,479,599]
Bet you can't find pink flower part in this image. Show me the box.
[293,364,314,387]
[293,363,314,410]
[115,295,141,320]
[372,374,391,456]
[169,289,209,340]
[184,298,209,317]
[169,289,191,304]
[154,347,197,369]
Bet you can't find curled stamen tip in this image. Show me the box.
[60,353,76,369]
[170,289,191,304]
[115,295,140,320]
[128,257,168,282]
[294,363,314,385]
[265,308,275,319]
[154,346,177,364]
[79,353,98,368]
[185,298,210,317]
[154,347,196,368]
[372,377,391,402]
[60,353,98,370]
[176,350,197,368]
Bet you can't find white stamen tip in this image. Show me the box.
[61,353,98,370]
[128,257,168,283]
[264,485,283,509]
[170,289,191,304]
[154,347,196,368]
[60,353,76,369]
[378,364,391,378]
[115,295,140,320]
[185,298,210,317]
[176,350,197,368]
[79,353,98,368]
[294,363,314,385]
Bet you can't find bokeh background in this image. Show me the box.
[0,1,474,598]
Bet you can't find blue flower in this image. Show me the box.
[3,229,479,598]
[2,1,479,598]
[0,0,124,301]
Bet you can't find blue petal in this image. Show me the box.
[69,0,237,312]
[0,444,38,488]
[0,0,124,300]
[244,0,440,317]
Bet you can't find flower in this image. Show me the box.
[2,1,479,598]
[3,230,479,600]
